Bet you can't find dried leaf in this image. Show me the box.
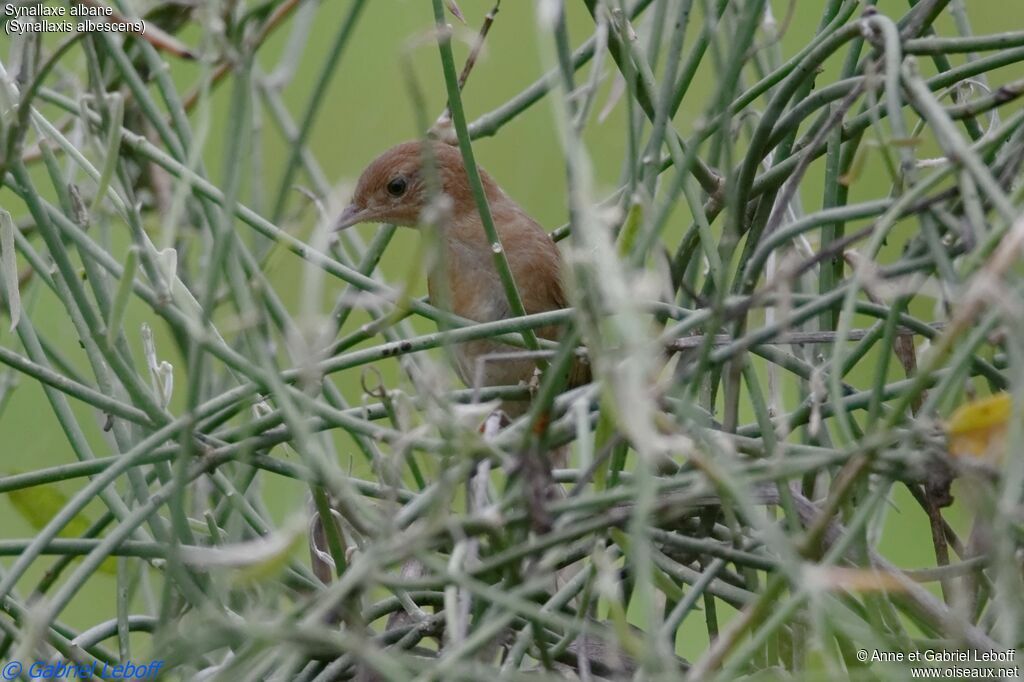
[805,565,907,593]
[445,0,466,23]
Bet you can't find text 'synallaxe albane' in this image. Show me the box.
[2,4,146,35]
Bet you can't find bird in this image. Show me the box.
[334,140,588,417]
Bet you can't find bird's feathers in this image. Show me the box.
[343,141,590,399]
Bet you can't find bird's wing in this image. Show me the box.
[501,215,591,389]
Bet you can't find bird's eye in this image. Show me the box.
[386,177,408,197]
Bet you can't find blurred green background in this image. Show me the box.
[2,0,1022,663]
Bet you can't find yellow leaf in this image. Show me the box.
[947,393,1012,459]
[8,485,91,538]
[6,481,116,574]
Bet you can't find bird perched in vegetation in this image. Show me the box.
[335,140,588,415]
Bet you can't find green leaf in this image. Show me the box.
[0,210,20,331]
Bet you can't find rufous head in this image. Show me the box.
[335,140,494,230]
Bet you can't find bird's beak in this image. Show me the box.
[334,203,369,231]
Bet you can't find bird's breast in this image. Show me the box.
[427,236,535,391]
[428,237,507,322]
